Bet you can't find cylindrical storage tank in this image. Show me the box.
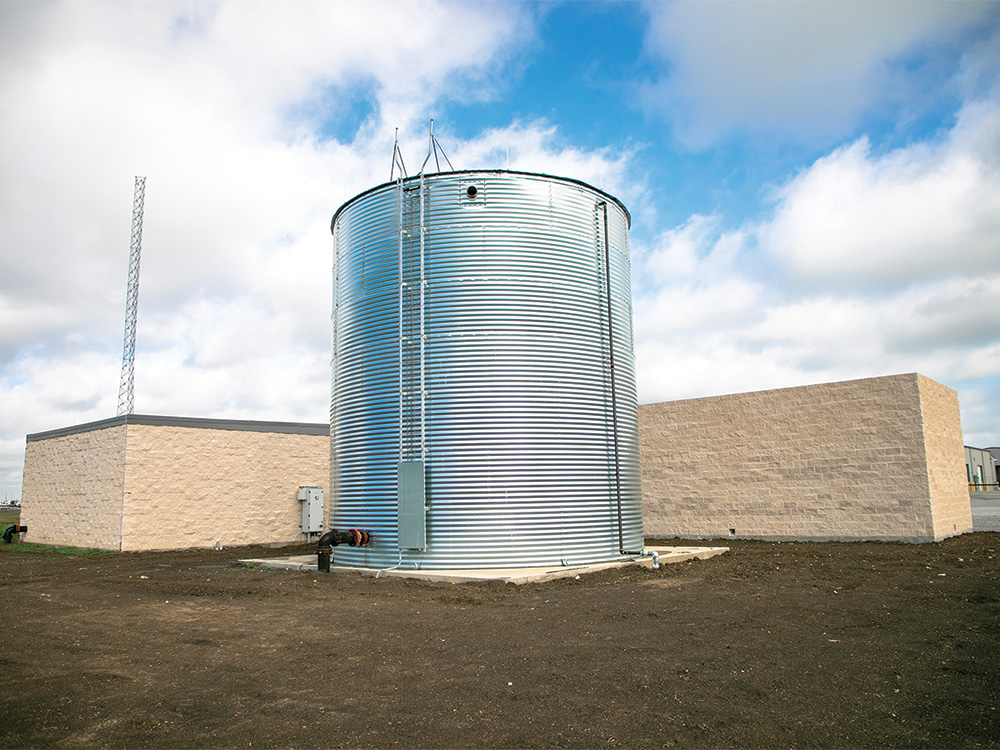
[330,170,642,569]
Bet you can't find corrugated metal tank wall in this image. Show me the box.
[330,170,643,568]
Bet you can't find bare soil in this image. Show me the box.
[1,534,998,749]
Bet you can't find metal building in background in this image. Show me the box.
[330,170,643,569]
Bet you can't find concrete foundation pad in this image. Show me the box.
[237,545,729,584]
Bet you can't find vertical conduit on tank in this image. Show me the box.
[598,200,624,553]
[331,170,644,569]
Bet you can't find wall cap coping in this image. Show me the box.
[638,372,927,408]
[26,414,330,442]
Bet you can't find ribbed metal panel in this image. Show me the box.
[331,170,642,568]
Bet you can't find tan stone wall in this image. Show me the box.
[639,373,969,542]
[917,375,974,539]
[121,424,329,551]
[20,425,126,550]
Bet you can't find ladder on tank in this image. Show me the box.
[393,122,455,551]
[398,178,424,463]
[395,121,452,465]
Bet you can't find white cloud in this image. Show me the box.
[957,381,1000,447]
[760,100,1000,288]
[882,278,1000,356]
[632,214,747,286]
[631,217,774,401]
[641,0,998,145]
[635,267,1000,405]
[633,101,1000,423]
[4,0,998,499]
[0,349,120,492]
[452,120,635,201]
[0,1,637,496]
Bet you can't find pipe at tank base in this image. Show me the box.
[316,528,370,573]
[375,550,405,579]
[621,549,660,570]
[317,549,332,573]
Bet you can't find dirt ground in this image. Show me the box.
[1,534,998,749]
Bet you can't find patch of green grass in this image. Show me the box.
[0,509,110,555]
[0,541,112,556]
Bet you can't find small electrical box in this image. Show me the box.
[298,486,324,535]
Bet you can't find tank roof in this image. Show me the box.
[331,169,630,233]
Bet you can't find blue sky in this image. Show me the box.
[1,0,999,499]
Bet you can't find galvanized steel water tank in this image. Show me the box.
[330,170,642,568]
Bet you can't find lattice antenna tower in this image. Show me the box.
[117,176,146,417]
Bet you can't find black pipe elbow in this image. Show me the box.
[3,525,25,543]
[317,528,370,549]
[316,528,370,573]
[3,525,26,544]
[316,529,339,549]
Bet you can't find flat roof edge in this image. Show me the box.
[638,372,925,407]
[27,415,330,442]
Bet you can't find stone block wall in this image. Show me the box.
[20,421,126,550]
[22,374,972,550]
[121,422,329,551]
[639,373,972,542]
[917,375,974,539]
[21,416,329,551]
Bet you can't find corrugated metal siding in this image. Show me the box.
[331,170,643,568]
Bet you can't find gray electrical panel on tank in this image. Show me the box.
[397,461,426,549]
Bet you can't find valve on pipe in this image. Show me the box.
[316,528,370,573]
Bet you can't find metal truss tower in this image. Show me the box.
[117,176,146,417]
